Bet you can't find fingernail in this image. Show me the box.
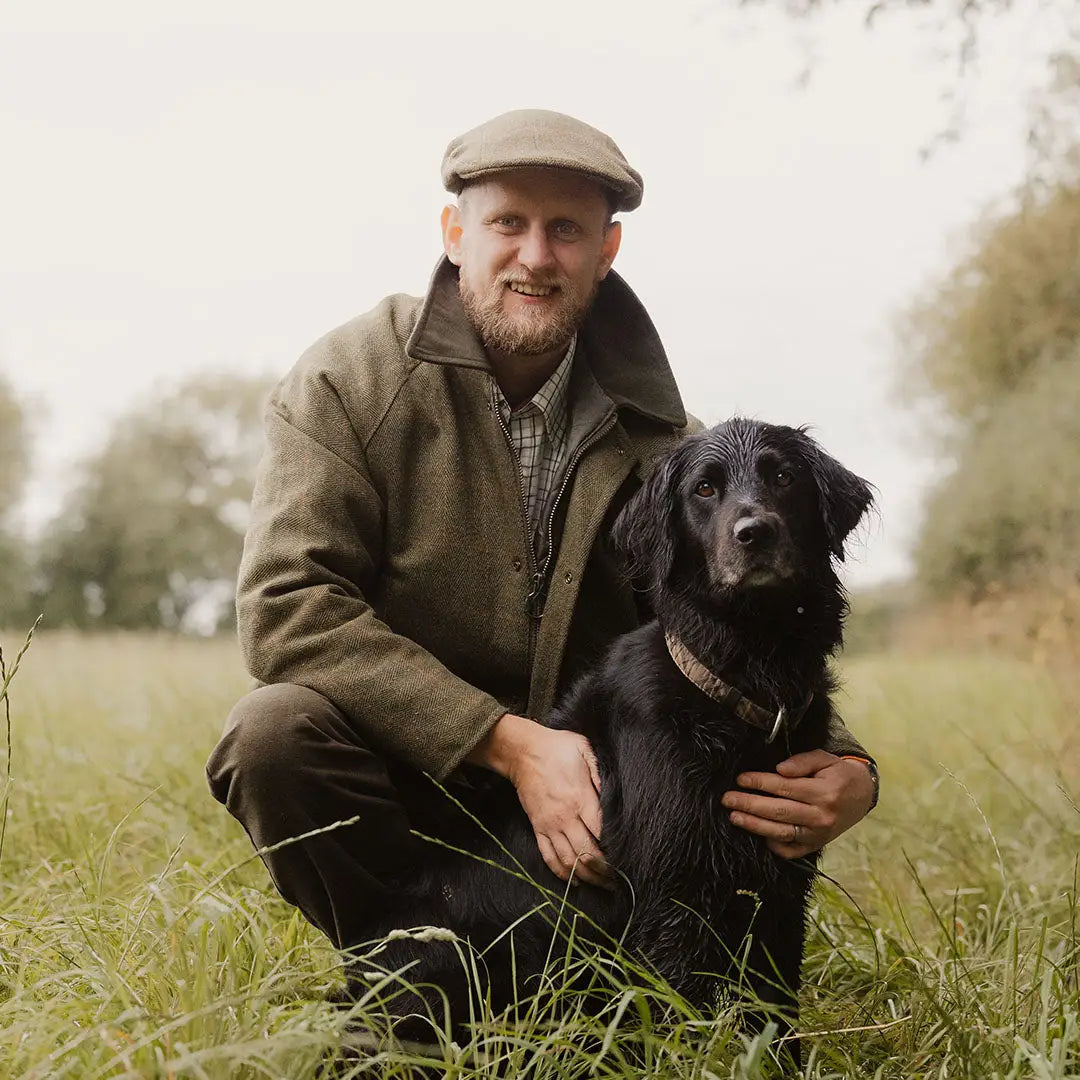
[730,813,742,826]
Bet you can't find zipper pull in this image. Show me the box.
[525,572,546,618]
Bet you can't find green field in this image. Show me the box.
[2,630,1079,1078]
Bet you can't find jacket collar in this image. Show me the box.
[405,256,687,427]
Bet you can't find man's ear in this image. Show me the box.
[597,220,621,280]
[441,204,463,266]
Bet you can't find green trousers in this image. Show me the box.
[206,683,466,950]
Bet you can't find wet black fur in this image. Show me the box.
[357,418,874,1056]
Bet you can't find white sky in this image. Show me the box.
[0,1,1067,586]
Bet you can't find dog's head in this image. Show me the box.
[613,418,875,605]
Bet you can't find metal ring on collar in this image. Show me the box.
[766,706,787,744]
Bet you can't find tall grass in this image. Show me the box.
[1,631,1078,1077]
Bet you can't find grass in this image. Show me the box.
[1,630,1080,1077]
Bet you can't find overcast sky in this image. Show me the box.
[0,1,1068,587]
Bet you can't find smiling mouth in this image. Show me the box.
[506,281,558,298]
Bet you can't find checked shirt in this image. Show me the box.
[495,334,576,556]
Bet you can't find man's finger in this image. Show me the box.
[579,789,603,844]
[774,750,840,778]
[571,854,612,889]
[583,747,603,794]
[536,833,565,881]
[547,832,585,884]
[721,792,826,828]
[766,838,819,859]
[563,824,613,888]
[728,810,825,847]
[733,771,820,801]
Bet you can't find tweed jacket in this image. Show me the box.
[237,257,869,778]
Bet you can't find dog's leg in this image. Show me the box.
[742,910,805,1072]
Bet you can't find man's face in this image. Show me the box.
[441,168,622,357]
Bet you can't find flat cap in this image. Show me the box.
[441,109,643,212]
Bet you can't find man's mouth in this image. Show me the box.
[506,281,558,298]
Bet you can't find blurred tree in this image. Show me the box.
[0,371,29,520]
[901,182,1080,429]
[0,372,33,628]
[900,66,1080,593]
[913,354,1080,591]
[36,373,273,632]
[755,0,1075,67]
[752,0,1078,151]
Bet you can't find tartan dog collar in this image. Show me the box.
[664,632,814,743]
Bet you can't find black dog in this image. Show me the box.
[355,418,874,1055]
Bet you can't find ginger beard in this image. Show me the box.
[459,270,600,357]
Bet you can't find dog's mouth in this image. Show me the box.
[710,553,799,591]
[739,566,789,586]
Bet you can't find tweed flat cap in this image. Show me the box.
[441,109,643,212]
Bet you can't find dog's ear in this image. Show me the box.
[806,443,875,561]
[611,442,690,590]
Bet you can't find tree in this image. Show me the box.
[0,372,33,628]
[901,182,1080,429]
[751,0,1075,75]
[912,352,1080,592]
[0,371,29,521]
[748,0,1079,152]
[900,139,1080,592]
[36,372,273,632]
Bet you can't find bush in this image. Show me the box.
[914,354,1080,593]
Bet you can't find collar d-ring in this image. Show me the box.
[766,706,787,744]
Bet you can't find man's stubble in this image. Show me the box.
[459,270,600,358]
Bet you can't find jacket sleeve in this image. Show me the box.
[823,711,874,763]
[236,381,507,781]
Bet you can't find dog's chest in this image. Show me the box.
[620,746,779,913]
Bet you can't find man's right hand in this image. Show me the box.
[466,713,614,889]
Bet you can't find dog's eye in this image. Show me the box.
[695,481,716,498]
[775,469,794,488]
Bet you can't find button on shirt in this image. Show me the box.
[495,334,576,554]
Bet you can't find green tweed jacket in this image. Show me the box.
[237,257,869,778]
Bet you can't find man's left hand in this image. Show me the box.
[721,750,874,859]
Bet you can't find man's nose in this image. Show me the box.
[518,225,556,272]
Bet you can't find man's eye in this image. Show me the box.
[554,222,580,236]
[695,482,716,498]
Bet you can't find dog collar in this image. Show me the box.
[664,632,813,743]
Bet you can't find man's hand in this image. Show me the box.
[467,713,613,888]
[720,750,874,859]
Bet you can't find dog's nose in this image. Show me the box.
[733,515,776,547]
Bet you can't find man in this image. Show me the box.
[206,109,876,962]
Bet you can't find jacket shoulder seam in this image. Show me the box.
[268,398,371,482]
[362,357,426,453]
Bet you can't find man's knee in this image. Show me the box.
[206,682,361,809]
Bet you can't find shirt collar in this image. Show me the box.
[405,258,686,428]
[497,334,576,420]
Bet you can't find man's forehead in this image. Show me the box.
[459,170,611,215]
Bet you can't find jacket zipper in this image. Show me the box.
[491,384,542,671]
[528,411,617,620]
